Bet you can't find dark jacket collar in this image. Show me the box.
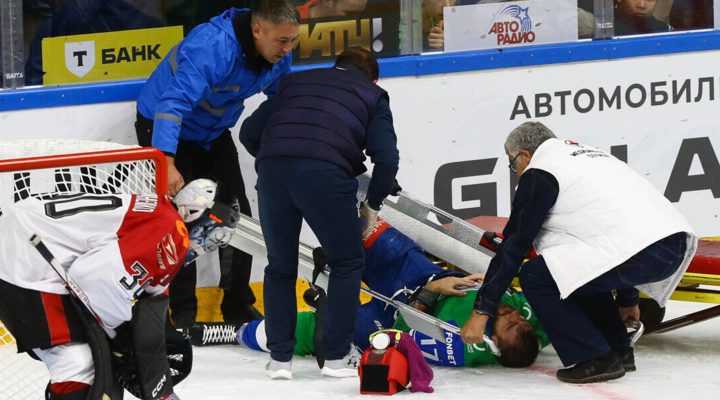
[233,10,272,71]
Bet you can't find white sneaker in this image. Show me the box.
[266,359,293,380]
[321,346,361,378]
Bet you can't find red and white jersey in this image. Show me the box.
[0,193,189,332]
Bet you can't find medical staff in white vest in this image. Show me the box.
[460,121,697,384]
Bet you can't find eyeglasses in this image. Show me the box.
[508,153,522,173]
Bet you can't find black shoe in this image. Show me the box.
[617,347,636,372]
[303,287,322,310]
[239,304,264,322]
[556,352,625,384]
[225,304,264,326]
[172,314,196,331]
[189,322,239,346]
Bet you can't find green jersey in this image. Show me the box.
[393,289,550,367]
[291,289,549,367]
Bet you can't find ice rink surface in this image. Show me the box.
[175,300,720,400]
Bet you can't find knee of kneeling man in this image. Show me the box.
[518,268,531,288]
[518,257,552,289]
[519,267,542,291]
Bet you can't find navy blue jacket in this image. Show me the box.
[240,65,400,209]
[257,65,385,175]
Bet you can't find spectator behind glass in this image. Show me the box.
[422,0,457,51]
[614,0,670,35]
[669,0,713,30]
[296,0,368,20]
[164,1,253,33]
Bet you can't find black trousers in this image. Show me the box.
[519,232,687,366]
[135,113,256,326]
[258,158,365,361]
[0,278,86,352]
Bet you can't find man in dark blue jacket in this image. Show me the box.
[135,0,300,330]
[239,48,400,380]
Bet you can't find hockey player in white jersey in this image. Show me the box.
[0,178,238,400]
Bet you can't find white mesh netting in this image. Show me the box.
[0,139,160,398]
[0,331,48,398]
[0,139,158,211]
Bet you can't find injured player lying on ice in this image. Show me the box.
[214,218,552,368]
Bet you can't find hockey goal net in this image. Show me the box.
[0,139,166,399]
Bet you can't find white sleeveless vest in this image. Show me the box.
[525,138,697,306]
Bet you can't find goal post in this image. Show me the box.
[0,146,168,193]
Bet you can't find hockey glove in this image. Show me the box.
[406,287,438,313]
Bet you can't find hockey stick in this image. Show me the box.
[308,246,459,346]
[360,286,461,341]
[30,234,121,399]
[644,304,720,335]
[29,234,108,333]
[229,214,465,342]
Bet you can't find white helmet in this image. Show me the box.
[173,178,217,223]
[173,179,239,264]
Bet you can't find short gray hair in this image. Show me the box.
[504,122,557,156]
[252,0,300,25]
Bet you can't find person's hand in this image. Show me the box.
[166,155,185,195]
[425,273,484,296]
[460,311,489,344]
[619,305,640,323]
[465,272,484,283]
[390,179,402,196]
[427,20,445,50]
[360,200,379,236]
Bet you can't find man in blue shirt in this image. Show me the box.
[135,0,300,330]
[239,48,400,380]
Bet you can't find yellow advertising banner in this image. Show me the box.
[42,26,183,85]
